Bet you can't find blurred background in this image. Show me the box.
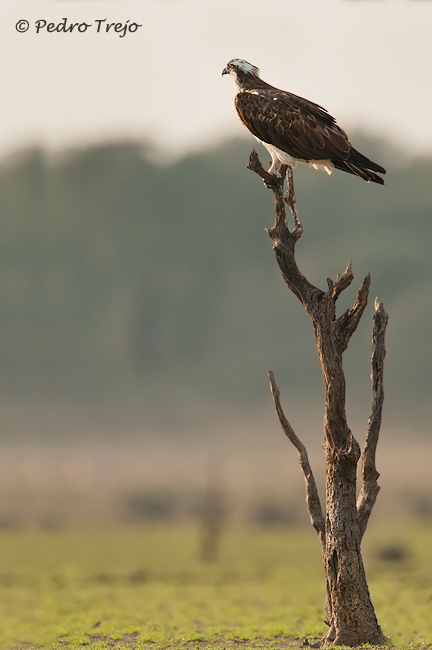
[0,0,431,530]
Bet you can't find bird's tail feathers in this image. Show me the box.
[332,160,385,185]
[348,148,386,174]
[345,162,385,185]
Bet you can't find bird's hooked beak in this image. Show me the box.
[222,67,230,77]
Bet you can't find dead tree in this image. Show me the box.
[247,150,388,647]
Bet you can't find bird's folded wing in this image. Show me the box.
[235,91,351,162]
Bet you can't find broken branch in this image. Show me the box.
[269,371,325,541]
[357,300,388,539]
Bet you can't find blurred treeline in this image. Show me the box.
[0,137,430,437]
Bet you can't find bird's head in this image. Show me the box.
[222,59,260,89]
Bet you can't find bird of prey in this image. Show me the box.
[222,59,386,185]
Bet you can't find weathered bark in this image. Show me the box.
[357,300,389,541]
[247,150,388,646]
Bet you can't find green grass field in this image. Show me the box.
[0,523,430,649]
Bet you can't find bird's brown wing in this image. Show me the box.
[235,90,351,162]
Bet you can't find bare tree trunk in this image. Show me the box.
[247,151,388,646]
[200,459,225,563]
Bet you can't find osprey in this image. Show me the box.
[222,59,386,185]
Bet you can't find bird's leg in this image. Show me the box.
[263,153,282,188]
[284,166,302,233]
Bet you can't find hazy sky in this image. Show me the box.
[2,0,432,161]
